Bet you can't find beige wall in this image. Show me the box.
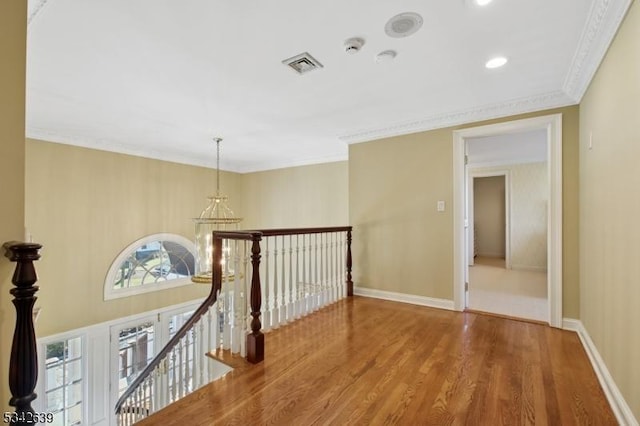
[240,162,348,229]
[350,105,579,316]
[25,139,243,337]
[473,162,548,270]
[511,162,547,270]
[474,176,506,258]
[0,1,27,410]
[580,1,640,418]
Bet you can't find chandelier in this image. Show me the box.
[192,138,242,283]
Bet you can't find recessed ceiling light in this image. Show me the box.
[465,0,494,7]
[485,56,508,69]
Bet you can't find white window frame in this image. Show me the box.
[104,233,196,300]
[36,333,88,425]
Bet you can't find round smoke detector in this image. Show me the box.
[375,50,397,63]
[384,12,423,38]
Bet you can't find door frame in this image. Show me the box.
[468,170,511,269]
[453,113,563,327]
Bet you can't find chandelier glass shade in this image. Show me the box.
[191,138,242,283]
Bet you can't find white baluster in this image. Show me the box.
[307,233,313,313]
[273,236,280,328]
[149,373,155,414]
[193,322,199,389]
[264,238,272,331]
[332,232,340,301]
[313,233,319,311]
[323,232,328,307]
[189,331,194,392]
[293,235,300,319]
[328,232,334,303]
[241,241,249,357]
[280,235,286,323]
[133,387,139,421]
[223,272,231,350]
[287,235,293,321]
[342,232,347,297]
[206,307,214,381]
[231,241,241,354]
[302,234,309,316]
[155,364,162,411]
[165,352,179,405]
[188,330,195,392]
[177,341,182,398]
[144,377,149,416]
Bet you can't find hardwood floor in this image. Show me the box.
[138,296,616,425]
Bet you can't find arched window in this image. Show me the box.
[105,234,195,300]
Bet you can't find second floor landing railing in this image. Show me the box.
[115,226,352,425]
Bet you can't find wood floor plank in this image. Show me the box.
[136,297,617,426]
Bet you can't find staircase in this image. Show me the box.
[114,226,352,424]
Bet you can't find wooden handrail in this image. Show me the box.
[114,237,225,413]
[252,226,352,236]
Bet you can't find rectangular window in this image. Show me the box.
[44,337,83,426]
[117,321,155,397]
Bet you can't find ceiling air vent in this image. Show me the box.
[282,52,324,75]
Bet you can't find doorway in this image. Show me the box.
[452,114,563,327]
[467,164,549,322]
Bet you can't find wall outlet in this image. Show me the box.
[437,201,445,212]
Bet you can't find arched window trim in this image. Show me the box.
[104,233,196,301]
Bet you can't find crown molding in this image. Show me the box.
[563,0,633,103]
[26,127,348,174]
[27,127,218,170]
[233,154,348,174]
[339,90,574,145]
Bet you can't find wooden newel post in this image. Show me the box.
[212,236,223,297]
[247,235,264,363]
[346,229,353,296]
[3,242,43,421]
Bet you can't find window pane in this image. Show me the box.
[44,337,83,426]
[46,342,65,360]
[168,310,195,339]
[118,321,154,396]
[66,382,82,408]
[65,359,82,385]
[66,337,82,359]
[49,411,64,426]
[45,359,64,391]
[46,388,64,412]
[110,237,195,292]
[68,402,82,426]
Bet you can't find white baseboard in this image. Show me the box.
[563,318,638,426]
[354,287,455,311]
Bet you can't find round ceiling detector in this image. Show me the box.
[385,12,423,38]
[375,50,397,63]
[344,37,365,54]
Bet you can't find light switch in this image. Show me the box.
[437,201,445,212]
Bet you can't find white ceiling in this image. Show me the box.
[25,0,631,173]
